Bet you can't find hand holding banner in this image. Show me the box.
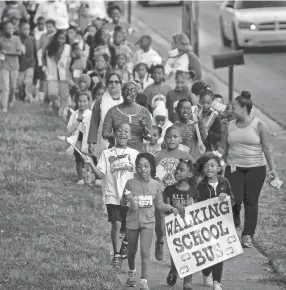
[165,197,243,278]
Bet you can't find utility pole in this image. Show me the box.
[127,0,132,24]
[182,1,199,57]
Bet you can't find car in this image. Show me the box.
[219,1,286,49]
[138,1,183,7]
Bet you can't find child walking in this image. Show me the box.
[67,92,92,185]
[165,159,199,290]
[199,89,222,152]
[133,62,153,91]
[88,52,111,91]
[166,71,198,123]
[134,35,162,68]
[143,65,172,109]
[155,125,195,262]
[0,20,22,113]
[196,152,235,290]
[17,19,37,103]
[174,98,207,160]
[84,122,139,267]
[121,152,178,290]
[114,53,133,82]
[143,125,162,157]
[152,102,173,144]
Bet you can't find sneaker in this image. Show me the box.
[126,270,136,287]
[140,279,149,290]
[2,108,7,113]
[213,281,223,290]
[155,240,164,261]
[120,241,128,260]
[203,274,213,287]
[241,235,253,248]
[112,254,122,268]
[166,268,177,286]
[183,285,192,290]
[76,179,85,185]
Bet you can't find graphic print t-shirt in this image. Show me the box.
[156,149,194,191]
[97,146,139,205]
[164,184,198,206]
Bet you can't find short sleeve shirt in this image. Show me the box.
[0,35,22,71]
[97,146,139,205]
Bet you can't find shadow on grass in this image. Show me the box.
[0,102,119,289]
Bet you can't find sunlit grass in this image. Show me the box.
[0,102,120,289]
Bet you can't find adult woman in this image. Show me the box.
[43,30,73,116]
[220,90,278,248]
[102,81,152,152]
[164,33,201,88]
[88,73,123,159]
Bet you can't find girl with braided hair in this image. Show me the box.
[121,152,178,290]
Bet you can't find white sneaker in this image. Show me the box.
[2,108,7,113]
[76,179,85,185]
[213,281,223,290]
[140,279,150,290]
[203,274,213,287]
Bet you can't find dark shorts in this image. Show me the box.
[106,204,128,223]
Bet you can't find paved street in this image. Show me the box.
[133,1,286,128]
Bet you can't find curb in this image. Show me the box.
[132,14,286,285]
[133,15,283,132]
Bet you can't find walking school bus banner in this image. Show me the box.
[165,197,243,278]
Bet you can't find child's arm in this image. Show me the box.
[84,155,105,180]
[154,185,177,214]
[218,124,229,160]
[120,181,138,211]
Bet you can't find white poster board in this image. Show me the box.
[165,197,243,278]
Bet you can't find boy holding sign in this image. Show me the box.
[196,152,234,290]
[164,159,199,290]
[84,122,139,268]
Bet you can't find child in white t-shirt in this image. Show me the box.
[84,122,139,268]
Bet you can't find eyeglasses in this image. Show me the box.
[108,80,121,85]
[122,88,137,95]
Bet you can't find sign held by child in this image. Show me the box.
[165,197,243,278]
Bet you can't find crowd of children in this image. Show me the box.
[0,2,278,290]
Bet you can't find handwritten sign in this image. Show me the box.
[165,197,243,278]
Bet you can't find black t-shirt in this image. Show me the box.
[164,184,199,207]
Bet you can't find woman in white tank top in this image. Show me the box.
[219,91,278,248]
